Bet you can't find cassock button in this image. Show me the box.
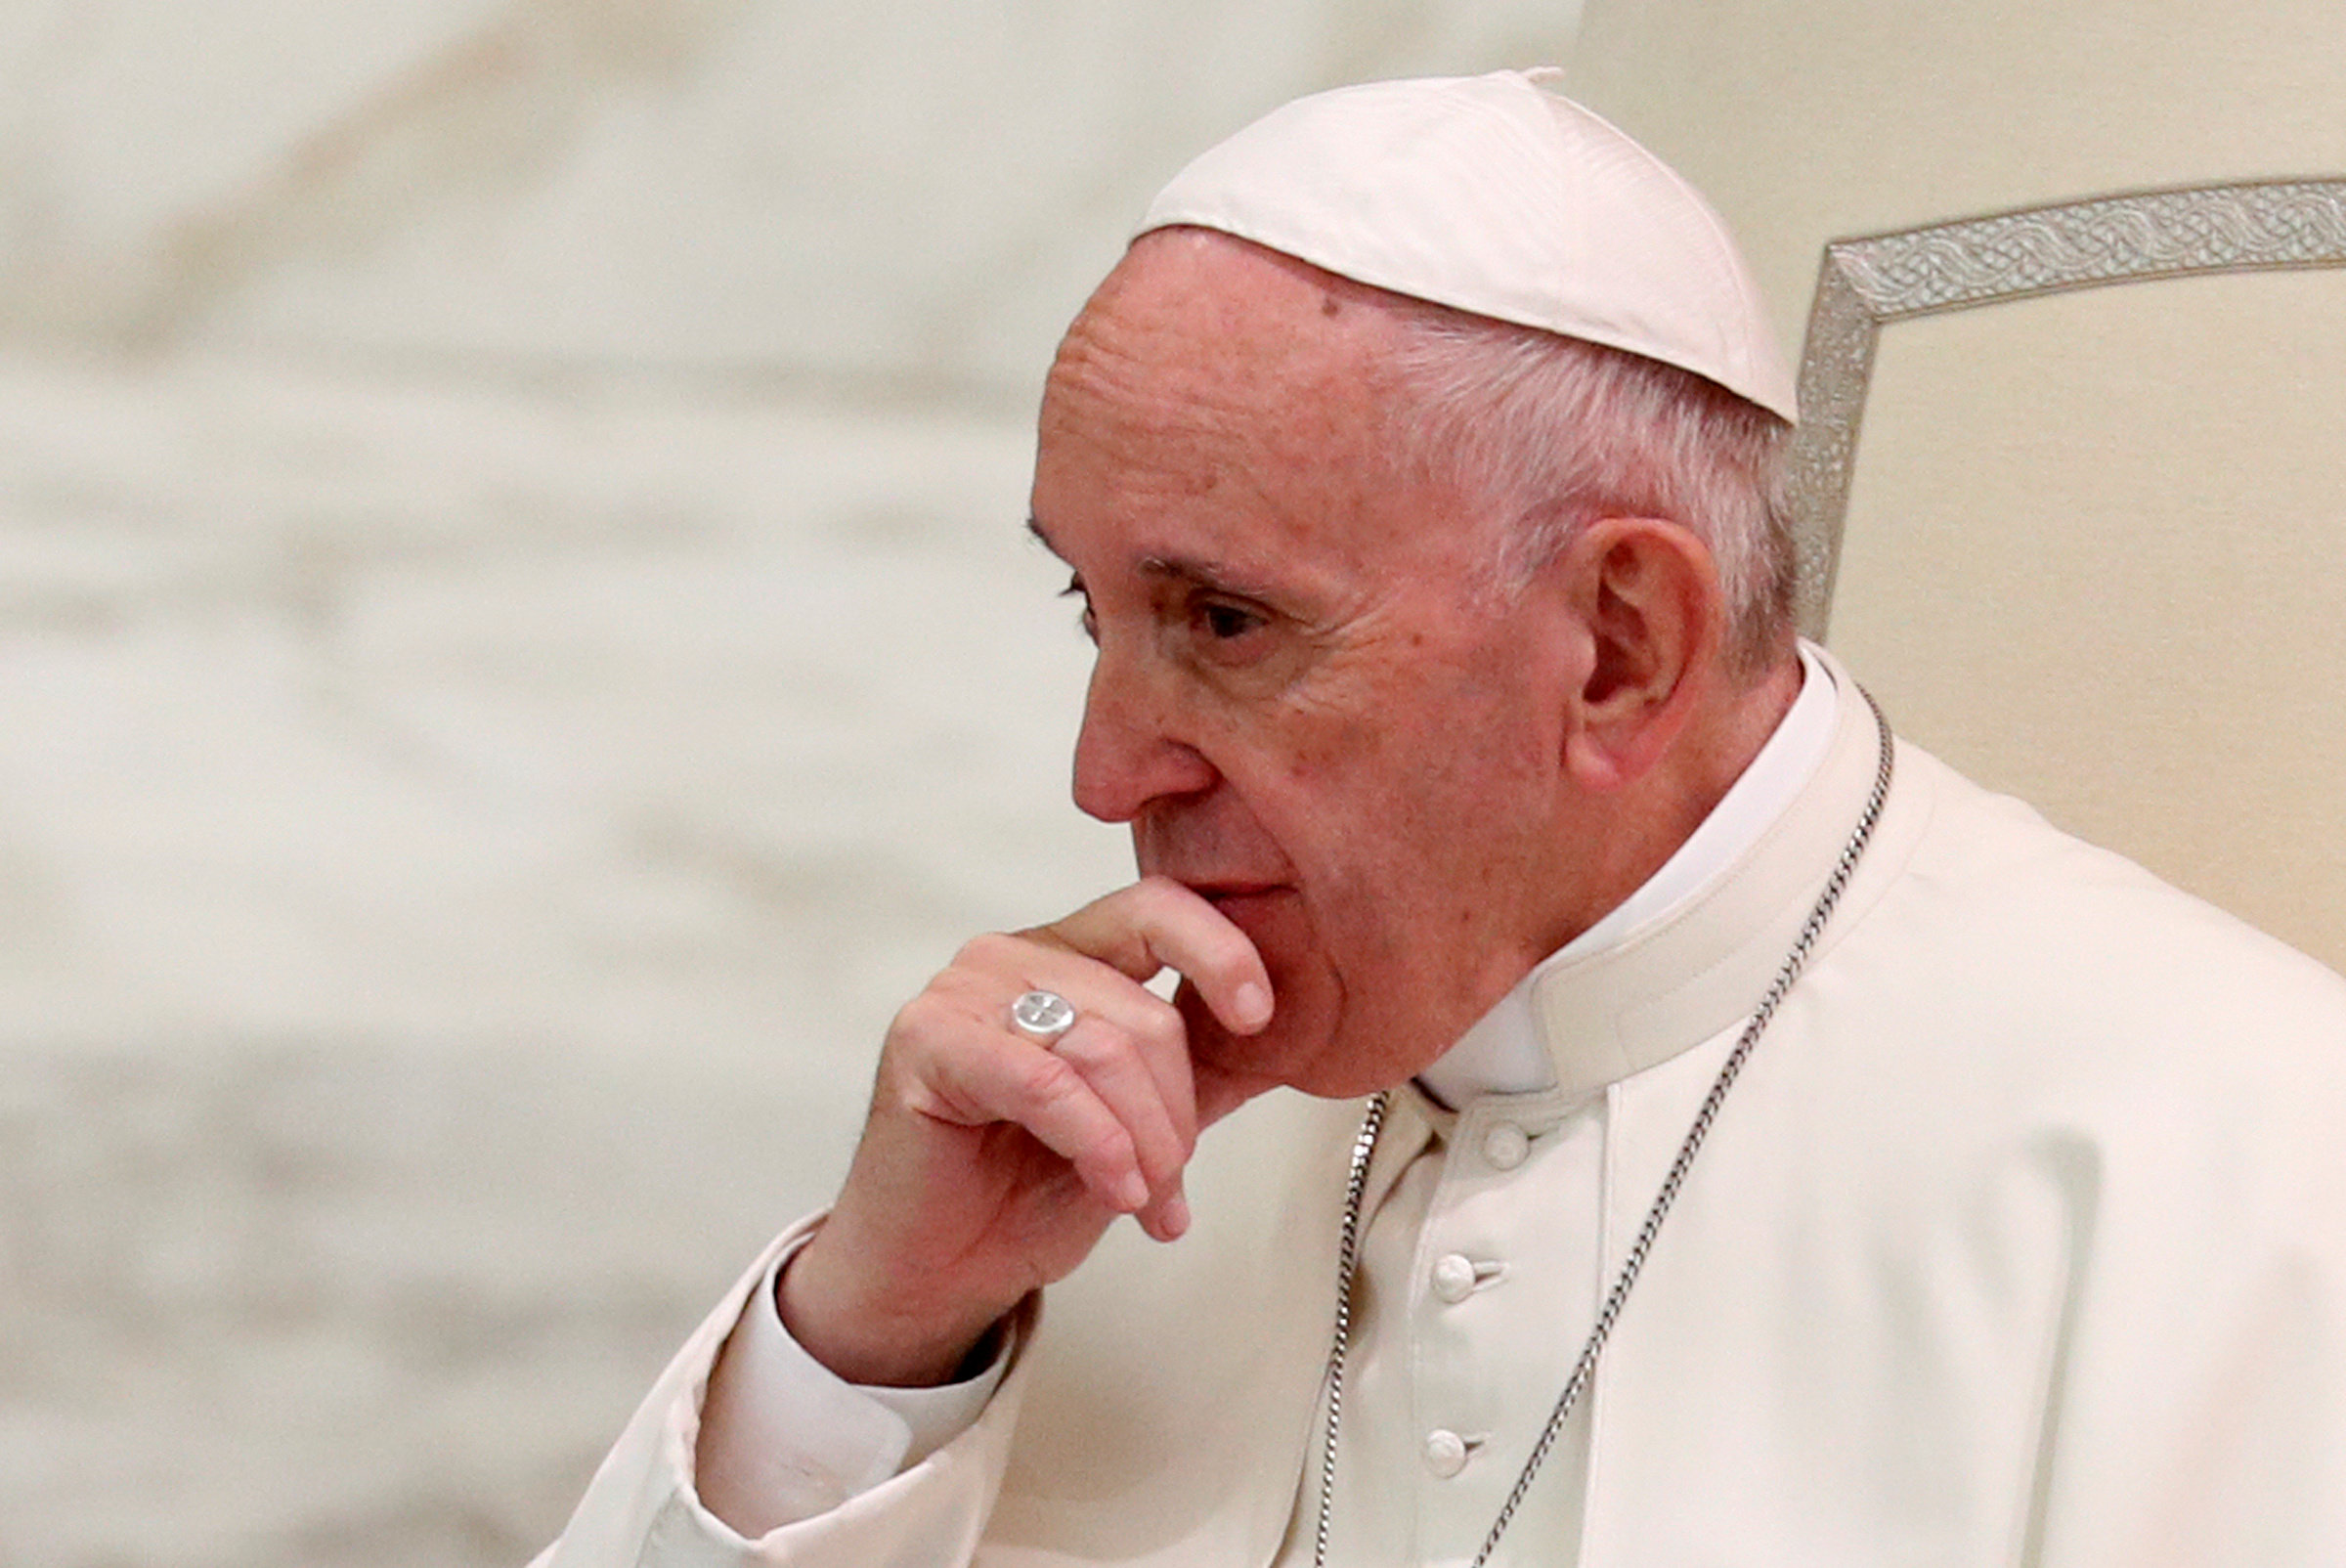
[1423,1428,1469,1479]
[1432,1253,1479,1303]
[1482,1121,1531,1171]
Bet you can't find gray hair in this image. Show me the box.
[1384,302,1797,674]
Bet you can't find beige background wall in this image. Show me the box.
[0,5,1580,1565]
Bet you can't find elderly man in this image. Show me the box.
[539,72,2346,1566]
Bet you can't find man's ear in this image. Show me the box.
[1555,516,1726,792]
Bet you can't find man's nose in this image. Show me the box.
[1070,654,1218,823]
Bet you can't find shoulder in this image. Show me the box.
[1763,735,2346,1186]
[1670,737,2346,1308]
[1864,736,2346,1043]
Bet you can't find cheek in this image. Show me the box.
[1218,651,1547,918]
[1249,709,1454,892]
[1296,717,1552,959]
[1250,696,1404,809]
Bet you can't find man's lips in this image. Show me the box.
[1176,880,1288,907]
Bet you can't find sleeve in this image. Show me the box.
[530,1216,1037,1568]
[696,1231,1009,1535]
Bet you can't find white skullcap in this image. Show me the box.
[1138,68,1797,422]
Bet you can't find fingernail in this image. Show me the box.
[1162,1192,1192,1238]
[1118,1171,1150,1211]
[1234,981,1272,1029]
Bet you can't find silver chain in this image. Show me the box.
[1311,689,1894,1568]
[1311,1089,1390,1568]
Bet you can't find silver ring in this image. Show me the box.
[1009,989,1077,1041]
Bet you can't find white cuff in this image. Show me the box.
[695,1235,1010,1538]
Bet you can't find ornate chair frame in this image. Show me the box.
[1786,179,2346,638]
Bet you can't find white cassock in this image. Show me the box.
[536,642,2346,1566]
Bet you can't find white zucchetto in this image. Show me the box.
[1138,68,1798,422]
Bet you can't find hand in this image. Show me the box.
[777,876,1276,1387]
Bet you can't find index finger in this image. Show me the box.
[1026,876,1274,1036]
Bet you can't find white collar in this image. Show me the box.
[1414,642,1841,1108]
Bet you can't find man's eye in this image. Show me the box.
[1198,600,1264,640]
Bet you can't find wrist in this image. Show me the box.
[776,1232,1014,1388]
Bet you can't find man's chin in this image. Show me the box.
[1176,982,1402,1107]
[1174,984,1312,1105]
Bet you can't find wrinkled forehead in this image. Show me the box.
[1043,230,1425,461]
[1031,232,1492,588]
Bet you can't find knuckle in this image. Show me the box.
[1129,874,1193,918]
[952,931,1022,971]
[1087,1123,1139,1176]
[1127,1104,1180,1165]
[1195,916,1255,970]
[887,986,959,1046]
[1017,1048,1088,1109]
[1140,1143,1185,1188]
[1044,1024,1111,1070]
[1135,995,1188,1055]
[1108,874,1166,907]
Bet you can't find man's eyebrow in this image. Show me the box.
[1136,553,1276,601]
[1024,518,1277,602]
